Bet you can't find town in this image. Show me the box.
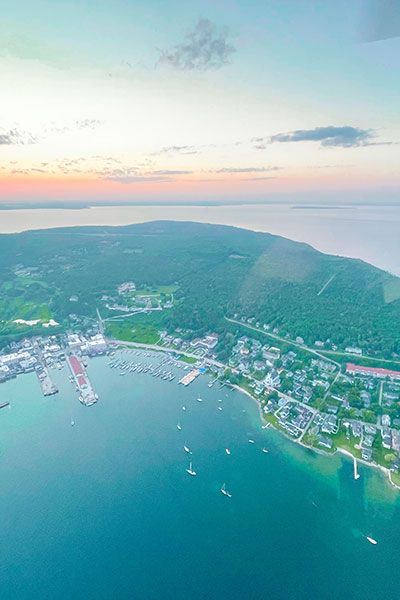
[2,288,400,487]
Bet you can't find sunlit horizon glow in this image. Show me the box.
[1,1,399,206]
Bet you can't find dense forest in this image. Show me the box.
[0,221,399,357]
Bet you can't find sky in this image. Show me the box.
[0,0,399,206]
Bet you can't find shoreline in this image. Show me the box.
[114,339,400,492]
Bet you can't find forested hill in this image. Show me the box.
[0,220,399,356]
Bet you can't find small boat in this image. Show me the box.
[218,407,223,411]
[184,445,190,453]
[225,448,231,455]
[182,406,186,411]
[248,439,255,444]
[262,447,268,453]
[221,483,232,498]
[366,536,377,545]
[197,397,203,402]
[177,422,182,431]
[218,399,222,403]
[186,462,196,476]
[71,419,75,426]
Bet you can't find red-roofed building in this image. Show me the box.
[346,363,400,380]
[68,355,84,377]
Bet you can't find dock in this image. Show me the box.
[354,457,360,480]
[37,368,58,396]
[179,369,200,386]
[68,355,98,406]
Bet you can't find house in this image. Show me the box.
[314,341,325,348]
[363,435,374,448]
[345,346,362,355]
[360,390,371,407]
[382,428,392,449]
[321,414,337,434]
[318,435,333,450]
[262,347,281,361]
[362,448,372,461]
[296,336,304,344]
[265,369,280,388]
[382,414,391,427]
[118,281,136,295]
[253,361,265,372]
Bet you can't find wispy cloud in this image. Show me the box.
[154,145,200,155]
[104,175,173,184]
[214,166,280,173]
[242,176,277,181]
[0,127,36,145]
[158,19,235,71]
[151,169,192,175]
[253,126,376,149]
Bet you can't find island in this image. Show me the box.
[1,220,400,488]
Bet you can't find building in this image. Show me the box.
[345,346,362,355]
[382,414,391,427]
[265,369,280,387]
[117,281,136,295]
[190,334,219,351]
[362,448,372,461]
[318,435,333,450]
[346,363,400,381]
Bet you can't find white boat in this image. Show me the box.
[218,399,222,403]
[248,439,255,444]
[225,448,231,455]
[177,422,182,431]
[184,445,190,453]
[197,397,203,402]
[262,447,268,453]
[71,419,75,426]
[366,536,377,545]
[221,483,232,498]
[182,406,186,411]
[218,407,223,411]
[186,462,196,476]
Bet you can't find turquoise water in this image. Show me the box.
[0,350,399,599]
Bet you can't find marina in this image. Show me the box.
[67,355,98,406]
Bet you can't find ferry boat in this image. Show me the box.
[221,483,232,498]
[186,462,196,476]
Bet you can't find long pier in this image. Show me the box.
[37,368,58,396]
[179,369,200,386]
[67,355,98,406]
[354,457,360,480]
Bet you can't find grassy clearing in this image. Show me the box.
[106,322,159,345]
[180,355,197,364]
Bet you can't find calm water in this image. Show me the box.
[1,203,400,275]
[0,350,399,599]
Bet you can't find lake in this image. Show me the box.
[0,202,399,275]
[0,350,399,599]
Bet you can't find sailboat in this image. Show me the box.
[221,483,232,498]
[186,462,196,476]
[177,422,182,431]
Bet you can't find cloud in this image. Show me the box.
[75,119,102,130]
[158,18,235,71]
[242,176,277,181]
[0,127,36,145]
[253,126,375,149]
[151,169,192,175]
[104,175,173,184]
[214,166,280,173]
[154,145,200,155]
